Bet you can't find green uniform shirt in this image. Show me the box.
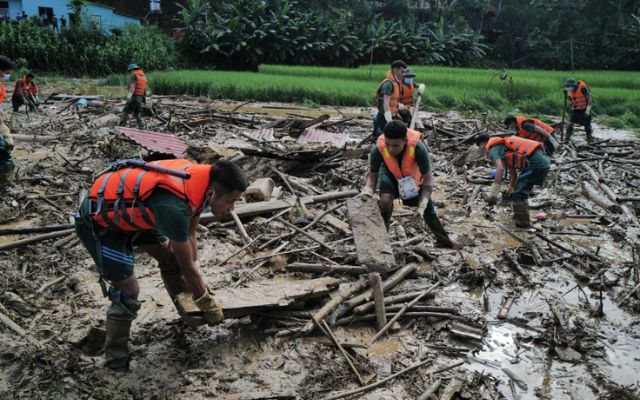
[369,140,431,175]
[521,121,536,133]
[80,188,191,242]
[376,80,395,114]
[489,144,550,170]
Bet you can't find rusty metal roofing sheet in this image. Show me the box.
[297,128,348,148]
[115,127,189,157]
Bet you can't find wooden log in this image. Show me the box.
[368,273,387,330]
[353,290,437,315]
[320,360,465,400]
[0,228,76,252]
[199,189,358,223]
[346,195,395,273]
[440,372,469,400]
[0,310,26,336]
[285,263,367,275]
[276,217,332,252]
[230,210,251,243]
[618,197,640,202]
[581,181,620,213]
[336,311,461,325]
[298,277,369,335]
[327,263,417,324]
[313,319,365,386]
[497,295,515,319]
[36,276,66,294]
[417,379,442,400]
[244,178,275,203]
[0,223,73,236]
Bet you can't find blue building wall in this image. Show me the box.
[9,1,140,31]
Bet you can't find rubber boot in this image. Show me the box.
[585,126,593,143]
[135,114,145,130]
[564,123,573,143]
[118,113,129,127]
[512,201,531,228]
[380,206,393,232]
[424,211,456,248]
[104,297,140,372]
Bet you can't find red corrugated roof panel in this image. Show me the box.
[116,127,189,157]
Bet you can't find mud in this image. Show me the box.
[0,82,639,400]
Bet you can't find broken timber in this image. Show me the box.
[346,195,395,273]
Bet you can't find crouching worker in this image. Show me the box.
[361,120,455,248]
[475,133,550,228]
[75,158,247,371]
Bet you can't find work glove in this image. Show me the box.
[502,185,515,200]
[585,105,592,116]
[486,182,500,206]
[193,289,224,326]
[127,93,133,102]
[384,111,393,123]
[416,196,429,218]
[398,103,406,110]
[417,83,425,96]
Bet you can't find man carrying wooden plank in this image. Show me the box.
[360,120,455,248]
[74,158,246,371]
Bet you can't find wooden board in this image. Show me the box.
[216,277,339,318]
[346,196,396,273]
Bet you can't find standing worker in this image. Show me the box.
[372,60,408,140]
[0,56,15,187]
[119,64,147,129]
[361,120,455,247]
[475,133,550,228]
[12,73,39,112]
[75,158,247,371]
[397,68,416,125]
[504,115,560,155]
[563,78,593,143]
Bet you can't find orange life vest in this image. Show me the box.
[514,116,555,143]
[486,135,542,170]
[398,82,415,107]
[376,129,423,187]
[375,71,404,116]
[0,82,5,104]
[568,80,589,111]
[13,76,36,97]
[89,159,211,232]
[131,69,147,96]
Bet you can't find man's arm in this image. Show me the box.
[188,215,200,262]
[493,159,505,185]
[420,171,434,202]
[171,240,206,299]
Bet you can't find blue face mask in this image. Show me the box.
[403,78,413,85]
[1,74,9,81]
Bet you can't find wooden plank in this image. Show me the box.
[346,196,395,273]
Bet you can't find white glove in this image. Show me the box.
[585,105,592,116]
[487,182,500,205]
[416,197,429,217]
[384,111,393,123]
[398,103,406,110]
[360,186,374,198]
[127,93,133,102]
[417,84,425,96]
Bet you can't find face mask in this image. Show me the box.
[1,74,9,81]
[404,78,413,85]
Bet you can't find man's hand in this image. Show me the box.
[398,103,406,110]
[487,182,500,206]
[502,185,515,200]
[417,83,425,96]
[585,105,592,116]
[193,289,224,326]
[384,111,393,123]
[127,93,133,102]
[416,196,429,218]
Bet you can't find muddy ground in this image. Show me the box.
[0,82,639,400]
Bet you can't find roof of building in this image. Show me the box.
[89,0,148,19]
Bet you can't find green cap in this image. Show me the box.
[127,63,140,71]
[564,77,577,87]
[404,68,416,77]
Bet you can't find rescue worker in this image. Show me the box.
[0,55,15,187]
[361,120,455,248]
[372,60,408,139]
[12,73,39,112]
[504,115,560,156]
[475,133,550,228]
[397,68,416,125]
[563,78,593,143]
[119,63,147,129]
[75,158,247,371]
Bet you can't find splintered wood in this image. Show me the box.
[346,195,396,273]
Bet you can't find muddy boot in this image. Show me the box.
[564,123,573,143]
[424,211,456,248]
[104,293,140,372]
[135,114,145,130]
[380,206,393,232]
[512,201,531,228]
[118,113,129,127]
[585,126,593,143]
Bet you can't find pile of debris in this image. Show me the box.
[0,87,639,399]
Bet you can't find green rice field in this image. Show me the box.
[104,65,640,129]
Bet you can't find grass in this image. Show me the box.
[102,65,640,129]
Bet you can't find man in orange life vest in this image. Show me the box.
[12,73,39,112]
[361,120,455,247]
[75,159,247,371]
[504,115,560,156]
[0,55,15,187]
[563,78,593,142]
[475,133,550,228]
[373,60,409,139]
[119,63,147,129]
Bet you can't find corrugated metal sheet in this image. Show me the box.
[297,128,348,148]
[115,127,189,157]
[249,128,275,142]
